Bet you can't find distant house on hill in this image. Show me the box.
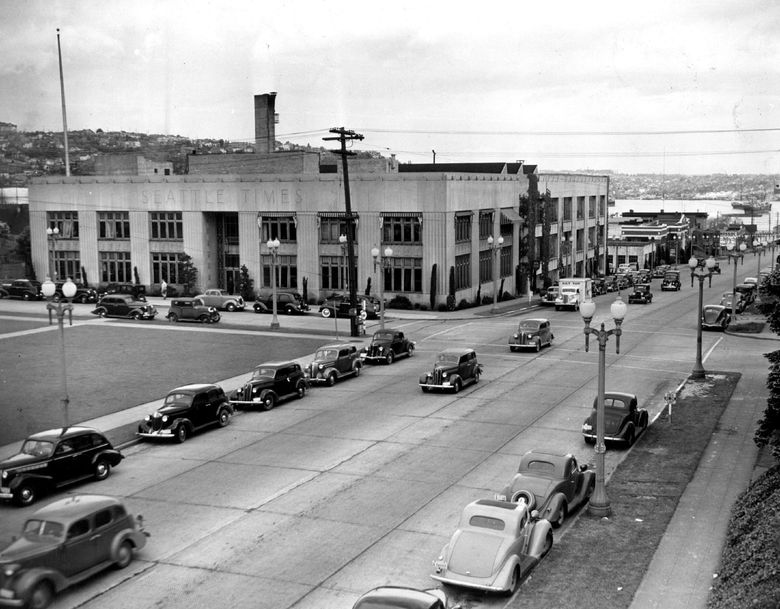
[0,122,17,134]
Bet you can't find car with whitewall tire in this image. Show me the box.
[137,384,233,442]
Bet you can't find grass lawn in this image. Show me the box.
[505,372,740,609]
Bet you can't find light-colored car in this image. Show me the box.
[508,318,553,352]
[195,289,245,311]
[743,276,758,286]
[494,450,595,527]
[431,499,553,594]
[0,495,148,609]
[351,586,451,609]
[702,304,731,330]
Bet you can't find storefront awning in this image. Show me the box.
[501,208,522,223]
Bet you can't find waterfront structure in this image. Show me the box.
[28,94,608,305]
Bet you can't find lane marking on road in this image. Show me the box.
[702,335,724,363]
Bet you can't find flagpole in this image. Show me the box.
[57,28,70,177]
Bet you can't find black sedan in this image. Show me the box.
[702,304,730,331]
[581,392,649,447]
[361,329,415,364]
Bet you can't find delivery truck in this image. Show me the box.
[554,278,593,311]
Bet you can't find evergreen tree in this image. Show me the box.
[178,253,199,296]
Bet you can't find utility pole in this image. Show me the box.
[324,127,363,337]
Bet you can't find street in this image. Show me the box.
[0,275,737,609]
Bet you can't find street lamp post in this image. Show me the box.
[756,240,766,276]
[581,297,627,518]
[689,256,717,380]
[266,238,280,330]
[46,227,60,280]
[339,234,348,291]
[371,246,393,330]
[726,242,747,320]
[42,277,76,428]
[487,235,504,312]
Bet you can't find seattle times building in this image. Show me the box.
[28,93,609,307]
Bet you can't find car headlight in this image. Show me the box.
[378,346,384,352]
[144,415,151,422]
[1,470,7,480]
[582,423,592,431]
[527,333,533,339]
[318,363,324,370]
[513,333,518,339]
[442,372,448,378]
[3,563,20,578]
[162,415,169,423]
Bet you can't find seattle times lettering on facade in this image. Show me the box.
[140,187,304,207]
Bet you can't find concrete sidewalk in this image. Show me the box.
[629,327,776,609]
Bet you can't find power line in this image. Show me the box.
[357,126,780,137]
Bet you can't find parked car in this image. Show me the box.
[5,279,43,300]
[137,383,233,443]
[228,361,307,410]
[54,281,97,303]
[419,347,482,393]
[734,282,757,306]
[0,284,7,298]
[431,498,553,594]
[361,329,415,364]
[99,282,146,301]
[581,392,648,446]
[628,283,653,304]
[0,494,148,609]
[720,291,746,314]
[702,304,731,331]
[92,295,157,320]
[652,265,670,278]
[494,450,595,527]
[166,297,221,323]
[508,318,553,352]
[253,289,309,315]
[604,276,619,292]
[592,278,607,296]
[351,587,451,609]
[319,293,379,319]
[0,427,124,507]
[661,271,682,291]
[195,289,245,312]
[540,285,559,306]
[305,343,363,385]
[743,276,758,286]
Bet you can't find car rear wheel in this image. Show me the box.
[505,566,520,595]
[199,315,209,323]
[27,580,54,609]
[175,424,188,443]
[225,303,235,312]
[353,365,361,377]
[553,503,567,528]
[168,313,179,323]
[132,312,142,320]
[14,483,37,507]
[80,294,89,304]
[217,408,230,427]
[625,426,636,446]
[542,530,553,556]
[115,540,133,569]
[386,351,394,365]
[321,307,332,318]
[98,309,107,318]
[407,344,414,357]
[261,394,276,411]
[94,458,111,480]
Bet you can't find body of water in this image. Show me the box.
[614,199,778,229]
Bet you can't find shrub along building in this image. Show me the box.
[27,93,609,307]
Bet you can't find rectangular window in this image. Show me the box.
[479,211,494,240]
[500,245,512,277]
[385,257,422,293]
[54,251,80,281]
[262,255,298,289]
[320,255,346,291]
[100,251,131,283]
[98,212,130,239]
[150,212,183,240]
[479,249,493,283]
[599,195,606,217]
[47,211,79,239]
[152,253,181,283]
[576,196,585,220]
[589,196,597,218]
[589,227,597,249]
[577,229,585,252]
[455,254,471,290]
[563,198,572,222]
[548,198,559,223]
[223,214,239,245]
[455,215,471,243]
[320,217,357,244]
[261,216,297,242]
[382,216,421,244]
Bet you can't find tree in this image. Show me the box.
[178,253,199,296]
[756,270,780,461]
[14,227,33,279]
[238,264,254,301]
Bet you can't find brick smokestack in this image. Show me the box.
[254,92,277,153]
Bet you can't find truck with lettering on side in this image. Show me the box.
[554,278,592,311]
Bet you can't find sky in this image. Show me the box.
[1,0,779,175]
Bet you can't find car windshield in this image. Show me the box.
[315,349,338,360]
[664,273,678,280]
[251,367,277,379]
[164,392,194,406]
[20,440,54,458]
[518,320,540,331]
[372,331,394,342]
[23,519,65,540]
[436,353,460,365]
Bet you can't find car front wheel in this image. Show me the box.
[386,351,394,365]
[132,312,142,320]
[27,580,54,609]
[115,540,133,569]
[94,458,111,480]
[14,483,37,507]
[296,382,306,399]
[175,424,188,443]
[217,408,230,426]
[407,344,414,357]
[321,308,332,318]
[168,313,179,323]
[226,303,236,312]
[453,379,462,393]
[261,394,276,411]
[327,372,337,386]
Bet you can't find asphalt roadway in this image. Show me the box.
[0,289,774,609]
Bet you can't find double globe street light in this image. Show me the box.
[266,238,281,330]
[371,246,393,330]
[487,235,504,312]
[726,242,747,321]
[42,277,76,429]
[688,256,717,380]
[580,297,627,517]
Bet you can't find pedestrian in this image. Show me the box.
[161,279,168,300]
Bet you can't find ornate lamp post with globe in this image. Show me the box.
[487,235,504,312]
[689,255,717,380]
[266,238,280,330]
[580,296,627,517]
[46,226,60,280]
[42,277,77,428]
[371,246,393,330]
[726,242,747,320]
